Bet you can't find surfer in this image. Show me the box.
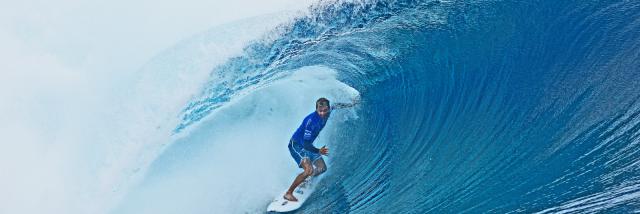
[284,97,359,202]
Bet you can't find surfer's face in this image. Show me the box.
[316,105,330,119]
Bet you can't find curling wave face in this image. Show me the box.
[118,0,640,213]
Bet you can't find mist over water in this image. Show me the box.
[0,1,313,213]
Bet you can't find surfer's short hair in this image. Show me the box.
[316,98,330,108]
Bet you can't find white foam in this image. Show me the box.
[92,14,315,214]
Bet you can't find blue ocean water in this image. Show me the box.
[117,0,640,213]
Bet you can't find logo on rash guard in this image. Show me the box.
[303,117,314,139]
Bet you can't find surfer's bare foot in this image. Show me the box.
[284,192,298,202]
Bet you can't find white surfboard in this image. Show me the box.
[267,179,315,212]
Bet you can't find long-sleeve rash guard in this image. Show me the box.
[290,111,328,153]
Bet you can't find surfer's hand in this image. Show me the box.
[352,95,361,105]
[320,146,329,156]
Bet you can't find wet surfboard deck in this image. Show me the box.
[267,180,315,212]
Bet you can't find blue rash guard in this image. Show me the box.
[290,111,328,153]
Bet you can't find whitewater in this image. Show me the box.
[2,0,640,213]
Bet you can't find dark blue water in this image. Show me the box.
[173,0,640,213]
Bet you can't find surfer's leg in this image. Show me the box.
[285,158,314,201]
[313,158,326,176]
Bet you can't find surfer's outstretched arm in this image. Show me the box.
[331,96,361,110]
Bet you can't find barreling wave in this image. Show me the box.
[122,0,640,213]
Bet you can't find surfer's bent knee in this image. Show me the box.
[302,168,313,177]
